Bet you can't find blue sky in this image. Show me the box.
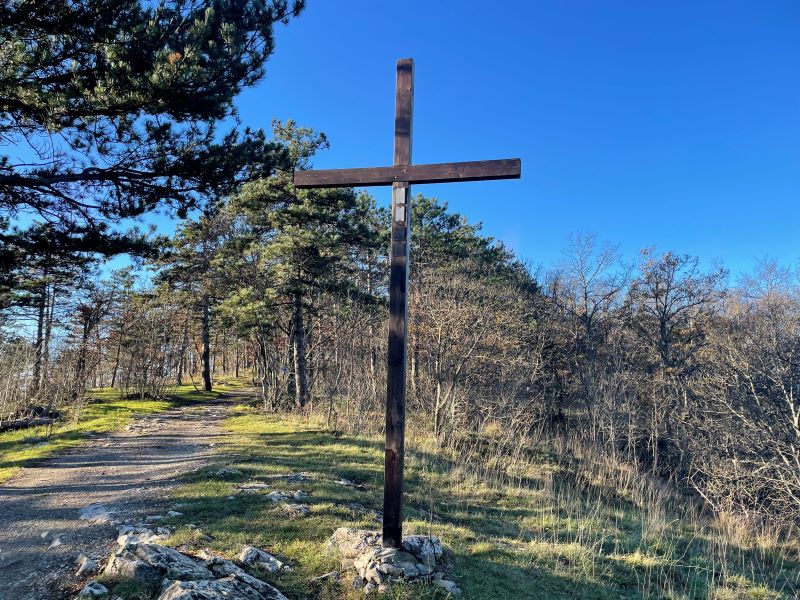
[230,0,799,276]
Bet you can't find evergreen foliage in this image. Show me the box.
[0,0,303,283]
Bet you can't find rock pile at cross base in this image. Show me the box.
[74,515,463,598]
[77,524,289,599]
[329,527,462,596]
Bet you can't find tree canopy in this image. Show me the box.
[0,0,303,281]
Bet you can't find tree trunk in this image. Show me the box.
[292,292,308,408]
[110,331,122,388]
[176,316,189,386]
[74,313,93,401]
[32,283,47,394]
[235,343,240,378]
[222,333,228,375]
[41,284,55,387]
[201,297,212,392]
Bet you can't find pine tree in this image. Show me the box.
[233,120,375,408]
[0,0,303,282]
[157,208,232,391]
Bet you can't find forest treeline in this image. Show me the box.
[2,124,798,536]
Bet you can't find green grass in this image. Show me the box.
[158,404,800,600]
[0,381,237,482]
[9,381,791,599]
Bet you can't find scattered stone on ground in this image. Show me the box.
[98,537,291,599]
[75,553,99,576]
[433,576,462,595]
[78,581,109,598]
[237,482,272,493]
[116,524,170,546]
[333,478,367,491]
[48,536,64,549]
[266,471,314,483]
[236,481,312,500]
[210,466,242,478]
[328,527,382,561]
[328,527,460,596]
[159,571,288,600]
[78,503,116,524]
[239,545,292,572]
[401,535,444,565]
[310,570,340,583]
[105,541,214,582]
[281,503,311,518]
[265,489,306,502]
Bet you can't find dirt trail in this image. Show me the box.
[0,388,251,600]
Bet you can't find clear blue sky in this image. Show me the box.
[232,0,799,276]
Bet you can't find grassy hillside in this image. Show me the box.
[162,403,799,600]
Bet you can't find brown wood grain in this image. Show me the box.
[393,58,414,166]
[382,58,414,549]
[293,158,521,188]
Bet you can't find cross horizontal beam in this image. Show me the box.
[293,158,521,189]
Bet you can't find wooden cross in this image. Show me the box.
[294,58,521,548]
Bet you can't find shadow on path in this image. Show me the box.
[0,388,253,600]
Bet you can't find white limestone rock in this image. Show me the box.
[433,578,462,596]
[309,570,339,583]
[116,525,168,547]
[327,528,381,559]
[265,489,305,502]
[329,528,458,595]
[266,471,313,483]
[237,482,272,493]
[48,537,64,549]
[210,466,241,478]
[205,556,248,578]
[281,503,311,518]
[75,553,99,576]
[333,478,367,491]
[104,542,213,583]
[78,581,109,598]
[79,503,116,524]
[157,572,289,600]
[402,534,443,564]
[238,546,291,572]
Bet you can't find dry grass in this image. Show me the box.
[148,402,799,599]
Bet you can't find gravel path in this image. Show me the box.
[0,389,250,599]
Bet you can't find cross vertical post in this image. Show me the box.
[292,57,520,551]
[383,58,413,549]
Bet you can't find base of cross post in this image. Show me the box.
[382,525,403,549]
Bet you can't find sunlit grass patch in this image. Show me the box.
[620,548,663,569]
[0,380,243,483]
[711,573,785,600]
[0,393,172,482]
